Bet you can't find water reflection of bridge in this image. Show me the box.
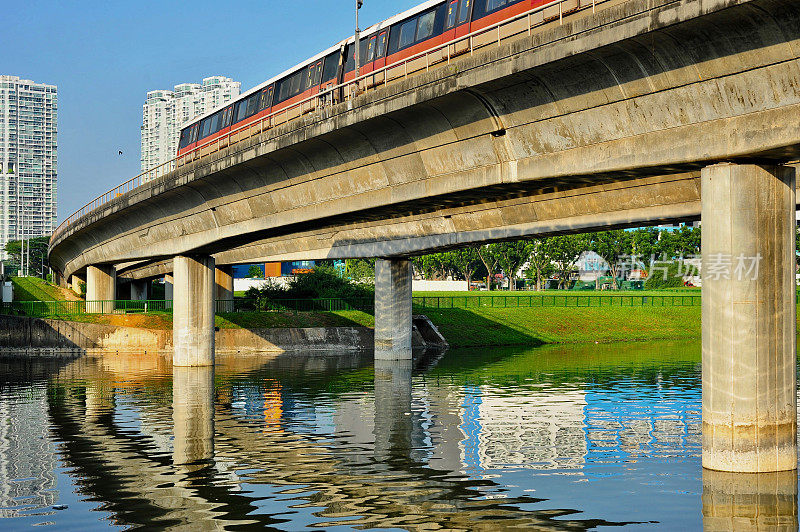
[1,345,796,529]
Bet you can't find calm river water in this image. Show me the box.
[0,340,794,530]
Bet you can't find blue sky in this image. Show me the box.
[1,0,420,223]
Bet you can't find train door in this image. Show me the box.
[445,0,473,56]
[307,59,323,111]
[372,30,389,86]
[218,105,234,143]
[362,33,380,88]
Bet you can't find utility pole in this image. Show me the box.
[355,0,363,79]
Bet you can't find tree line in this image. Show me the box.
[408,226,702,290]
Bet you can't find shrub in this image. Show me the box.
[245,266,374,309]
[644,261,698,290]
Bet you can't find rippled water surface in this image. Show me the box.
[0,340,783,530]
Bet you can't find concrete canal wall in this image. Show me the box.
[0,315,444,353]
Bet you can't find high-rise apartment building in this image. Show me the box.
[0,75,58,260]
[140,76,240,174]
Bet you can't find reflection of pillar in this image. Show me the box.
[84,383,112,421]
[701,163,797,472]
[215,265,234,313]
[86,265,115,313]
[374,259,412,360]
[164,274,174,309]
[172,366,215,467]
[373,359,412,461]
[702,469,798,531]
[173,255,215,367]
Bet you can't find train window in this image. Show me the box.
[190,124,199,143]
[375,32,387,58]
[321,52,339,82]
[234,99,247,123]
[398,18,417,49]
[477,0,523,18]
[446,0,458,29]
[344,42,355,72]
[235,92,258,122]
[416,11,436,41]
[367,36,376,62]
[359,37,370,65]
[458,0,472,24]
[209,112,222,134]
[200,117,212,139]
[178,128,191,149]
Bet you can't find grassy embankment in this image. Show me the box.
[10,280,714,347]
[11,276,78,302]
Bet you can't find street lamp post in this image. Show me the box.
[355,0,363,80]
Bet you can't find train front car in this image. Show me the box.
[176,0,548,163]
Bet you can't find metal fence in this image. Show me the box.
[0,299,174,317]
[1,293,701,318]
[411,294,702,308]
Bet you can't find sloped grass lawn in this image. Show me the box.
[423,305,703,347]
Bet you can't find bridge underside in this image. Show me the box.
[52,0,800,280]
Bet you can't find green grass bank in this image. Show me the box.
[9,280,787,348]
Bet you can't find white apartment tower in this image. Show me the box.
[0,76,58,259]
[140,76,240,174]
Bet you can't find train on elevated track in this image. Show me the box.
[177,0,572,158]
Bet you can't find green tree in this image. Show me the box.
[345,259,375,281]
[450,247,481,287]
[589,230,632,290]
[247,265,264,279]
[4,236,49,277]
[495,240,532,290]
[478,244,501,291]
[543,235,588,289]
[796,224,800,266]
[630,228,660,265]
[526,239,553,291]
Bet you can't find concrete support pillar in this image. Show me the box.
[130,280,149,301]
[172,366,215,468]
[702,469,797,530]
[173,255,215,367]
[374,259,412,360]
[164,274,174,310]
[702,163,797,472]
[215,265,234,313]
[86,265,115,314]
[69,275,84,296]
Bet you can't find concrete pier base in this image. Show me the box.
[702,163,797,473]
[173,255,215,367]
[702,469,798,531]
[215,265,234,313]
[130,280,149,301]
[69,274,84,296]
[86,265,115,313]
[374,259,412,360]
[172,366,215,468]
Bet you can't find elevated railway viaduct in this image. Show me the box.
[50,0,800,472]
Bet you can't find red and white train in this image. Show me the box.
[177,0,567,158]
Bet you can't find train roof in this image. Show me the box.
[180,0,444,130]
